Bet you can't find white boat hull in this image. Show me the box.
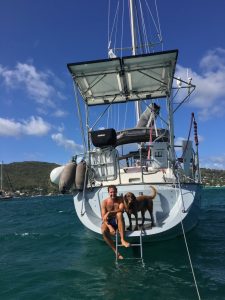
[73,183,201,242]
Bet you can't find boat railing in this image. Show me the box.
[83,140,173,185]
[75,143,200,186]
[81,133,201,185]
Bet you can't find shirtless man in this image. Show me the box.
[101,185,130,259]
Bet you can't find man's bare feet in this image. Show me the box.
[121,240,130,248]
[116,253,124,260]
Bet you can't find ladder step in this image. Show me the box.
[117,243,141,247]
[115,230,144,263]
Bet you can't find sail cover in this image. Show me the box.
[67,50,178,106]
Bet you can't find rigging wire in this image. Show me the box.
[120,0,125,57]
[134,0,141,54]
[144,0,161,40]
[138,0,148,53]
[143,0,163,50]
[73,81,87,151]
[173,86,196,114]
[91,97,117,130]
[154,0,163,50]
[108,0,120,54]
[107,106,110,128]
[123,102,128,130]
[133,0,146,54]
[113,2,120,53]
[117,105,120,130]
[108,0,111,51]
[109,0,162,55]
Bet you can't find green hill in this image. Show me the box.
[201,168,225,187]
[1,162,225,196]
[2,161,60,196]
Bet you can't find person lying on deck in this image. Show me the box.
[101,185,130,259]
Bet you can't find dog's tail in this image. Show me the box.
[150,186,157,200]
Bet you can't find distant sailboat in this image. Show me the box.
[0,161,13,200]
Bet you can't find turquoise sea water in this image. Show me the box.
[0,188,225,300]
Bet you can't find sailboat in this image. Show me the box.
[51,0,201,242]
[0,161,13,200]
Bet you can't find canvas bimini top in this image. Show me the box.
[67,50,178,106]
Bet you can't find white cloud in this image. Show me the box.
[0,116,51,137]
[22,116,51,136]
[56,124,65,133]
[199,48,225,72]
[0,62,66,109]
[175,135,204,146]
[51,133,83,153]
[0,118,21,136]
[200,154,225,170]
[176,48,225,120]
[52,109,68,117]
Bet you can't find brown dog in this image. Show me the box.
[123,186,157,231]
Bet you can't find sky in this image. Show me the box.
[1,0,225,170]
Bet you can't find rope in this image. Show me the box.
[81,163,89,216]
[180,220,202,299]
[175,169,201,299]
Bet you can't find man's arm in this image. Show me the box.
[101,200,109,222]
[118,201,125,213]
[107,199,125,216]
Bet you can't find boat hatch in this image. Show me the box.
[67,50,178,106]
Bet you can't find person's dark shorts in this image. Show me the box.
[107,218,118,230]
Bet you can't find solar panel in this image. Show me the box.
[67,50,178,106]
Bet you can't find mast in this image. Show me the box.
[129,0,141,122]
[1,161,3,191]
[129,0,137,56]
